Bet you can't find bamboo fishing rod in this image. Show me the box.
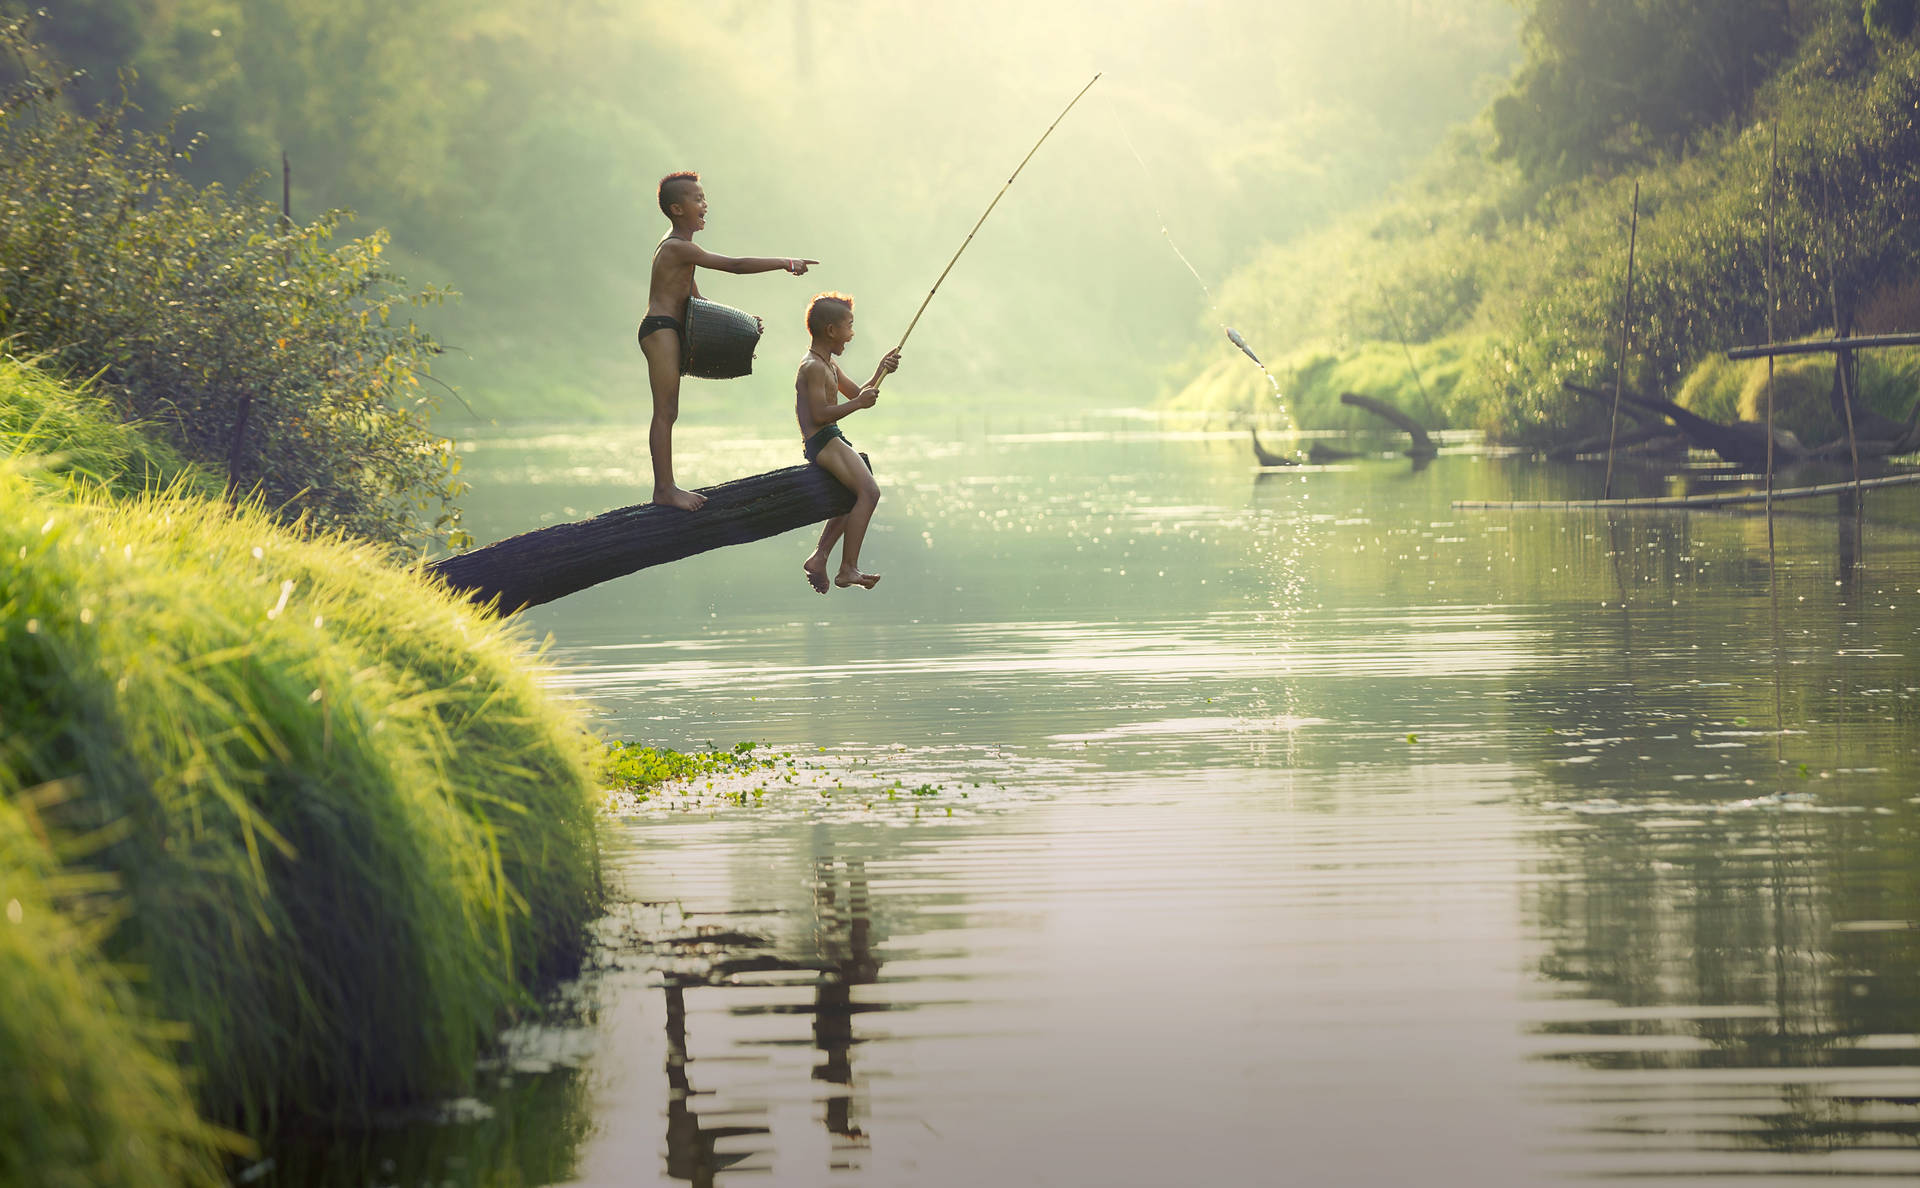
[874,71,1101,386]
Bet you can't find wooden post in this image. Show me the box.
[429,458,868,613]
[1764,124,1778,536]
[1603,181,1641,501]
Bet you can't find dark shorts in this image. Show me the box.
[804,424,849,463]
[637,314,682,345]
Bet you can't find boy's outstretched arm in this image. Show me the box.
[666,240,817,276]
[806,360,876,426]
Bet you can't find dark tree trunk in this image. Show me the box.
[429,459,863,613]
[1339,392,1437,457]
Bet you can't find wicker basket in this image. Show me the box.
[680,296,763,379]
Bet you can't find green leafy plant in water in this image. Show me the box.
[600,741,775,799]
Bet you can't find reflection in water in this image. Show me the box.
[654,849,885,1184]
[276,419,1920,1185]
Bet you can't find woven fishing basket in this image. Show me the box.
[681,296,763,379]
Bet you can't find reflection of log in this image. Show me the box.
[430,459,863,613]
[1250,428,1297,467]
[1564,382,1806,471]
[1338,392,1437,457]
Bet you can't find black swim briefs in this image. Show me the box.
[637,314,682,345]
[804,423,849,463]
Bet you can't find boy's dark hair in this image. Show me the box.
[806,292,854,336]
[658,170,700,217]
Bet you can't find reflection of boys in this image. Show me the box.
[639,170,816,511]
[793,293,899,592]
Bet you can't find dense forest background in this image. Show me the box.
[24,0,1519,419]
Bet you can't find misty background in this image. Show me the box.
[39,0,1518,420]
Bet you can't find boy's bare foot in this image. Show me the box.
[652,485,707,512]
[803,555,830,594]
[834,566,880,590]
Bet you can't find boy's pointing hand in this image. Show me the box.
[786,258,819,275]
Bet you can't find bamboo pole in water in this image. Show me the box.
[1452,470,1920,511]
[1726,332,1920,360]
[1602,181,1641,501]
[876,73,1101,384]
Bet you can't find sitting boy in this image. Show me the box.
[640,170,818,511]
[795,293,899,591]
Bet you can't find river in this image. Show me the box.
[275,405,1920,1186]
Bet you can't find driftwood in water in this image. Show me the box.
[1338,392,1437,457]
[430,459,863,613]
[1250,428,1297,467]
[1564,381,1807,472]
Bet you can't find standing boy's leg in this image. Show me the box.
[804,517,847,594]
[812,440,881,589]
[640,329,706,511]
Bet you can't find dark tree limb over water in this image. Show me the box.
[1338,392,1437,458]
[429,459,864,613]
[1564,381,1808,472]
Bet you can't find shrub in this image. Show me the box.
[0,21,466,547]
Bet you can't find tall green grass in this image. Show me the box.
[0,791,231,1188]
[1,353,602,1154]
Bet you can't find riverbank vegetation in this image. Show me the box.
[0,242,599,1187]
[1177,0,1920,447]
[0,19,464,547]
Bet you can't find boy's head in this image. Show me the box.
[806,292,855,350]
[658,170,705,227]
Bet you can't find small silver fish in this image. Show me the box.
[1226,326,1264,368]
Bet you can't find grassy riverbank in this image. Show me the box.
[0,354,602,1181]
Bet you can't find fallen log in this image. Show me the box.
[429,459,863,613]
[1563,381,1807,471]
[1338,392,1437,457]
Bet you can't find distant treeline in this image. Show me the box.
[12,0,1522,418]
[1177,0,1920,446]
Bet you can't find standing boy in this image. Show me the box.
[640,170,818,511]
[795,293,899,592]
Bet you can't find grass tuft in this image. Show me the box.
[0,353,602,1147]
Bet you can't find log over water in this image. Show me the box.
[1339,392,1437,457]
[429,459,863,613]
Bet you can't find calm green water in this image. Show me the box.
[275,409,1920,1186]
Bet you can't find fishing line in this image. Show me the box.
[1119,126,1284,402]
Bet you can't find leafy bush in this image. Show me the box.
[0,21,465,547]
